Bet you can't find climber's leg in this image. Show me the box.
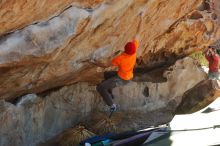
[96,76,130,106]
[103,71,117,99]
[104,71,117,80]
[208,71,220,80]
[209,71,220,90]
[97,77,117,106]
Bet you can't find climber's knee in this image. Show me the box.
[96,84,103,93]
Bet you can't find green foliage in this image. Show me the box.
[190,51,208,66]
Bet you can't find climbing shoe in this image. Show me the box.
[110,103,119,112]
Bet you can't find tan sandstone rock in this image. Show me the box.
[0,57,211,146]
[0,0,220,145]
[0,0,219,101]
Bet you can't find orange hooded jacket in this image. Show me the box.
[111,40,139,80]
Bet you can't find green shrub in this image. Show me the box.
[190,51,208,66]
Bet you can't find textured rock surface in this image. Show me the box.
[0,84,97,146]
[0,0,220,146]
[176,65,220,114]
[176,79,218,114]
[92,57,207,114]
[0,0,104,35]
[0,57,209,146]
[0,0,220,101]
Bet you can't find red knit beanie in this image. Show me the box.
[124,42,136,55]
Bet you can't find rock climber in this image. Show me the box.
[204,46,220,80]
[96,40,139,112]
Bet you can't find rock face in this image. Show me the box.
[0,0,220,146]
[0,0,220,101]
[176,74,220,114]
[0,86,97,146]
[0,0,104,35]
[0,57,209,146]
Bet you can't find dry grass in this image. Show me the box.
[87,112,124,135]
[57,126,95,146]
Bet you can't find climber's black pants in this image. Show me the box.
[96,75,130,106]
